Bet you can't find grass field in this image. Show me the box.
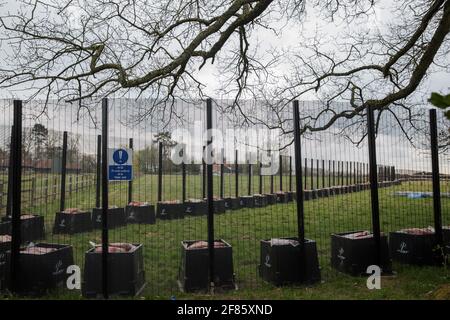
[3,174,450,300]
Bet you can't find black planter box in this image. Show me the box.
[179,240,235,292]
[444,227,450,247]
[276,192,288,204]
[0,221,11,235]
[331,231,391,276]
[303,190,312,201]
[83,243,146,298]
[126,204,156,224]
[259,237,321,286]
[286,192,295,202]
[157,202,185,220]
[2,215,45,243]
[240,196,255,208]
[224,198,241,210]
[53,210,92,234]
[213,199,226,214]
[254,194,268,208]
[349,185,358,193]
[5,243,74,295]
[264,194,277,205]
[185,199,208,216]
[92,207,126,229]
[317,189,328,198]
[389,230,441,266]
[0,235,10,291]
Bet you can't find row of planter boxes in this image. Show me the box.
[331,227,450,276]
[0,241,146,297]
[1,226,448,296]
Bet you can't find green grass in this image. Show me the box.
[4,177,450,300]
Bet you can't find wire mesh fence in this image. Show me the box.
[0,98,448,298]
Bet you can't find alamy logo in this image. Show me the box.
[66,265,81,290]
[96,215,102,222]
[397,242,408,254]
[59,219,66,227]
[366,265,381,290]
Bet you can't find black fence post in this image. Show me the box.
[293,100,306,281]
[328,160,331,187]
[182,161,187,203]
[202,146,206,199]
[316,159,319,190]
[429,109,443,252]
[310,159,314,190]
[259,159,263,194]
[248,162,252,196]
[367,106,382,268]
[6,126,14,217]
[220,150,224,199]
[96,135,101,208]
[158,142,163,202]
[279,154,283,191]
[289,156,293,191]
[101,98,109,299]
[322,159,325,189]
[10,100,22,293]
[60,131,68,212]
[304,158,308,190]
[128,138,133,204]
[206,98,215,291]
[235,150,239,198]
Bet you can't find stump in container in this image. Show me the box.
[275,192,288,204]
[239,195,255,208]
[264,194,277,205]
[254,194,268,208]
[224,197,241,210]
[179,240,235,292]
[2,214,45,243]
[184,199,208,216]
[83,243,146,298]
[259,237,321,286]
[5,243,74,295]
[331,231,391,276]
[126,202,156,224]
[0,235,11,291]
[53,208,92,235]
[92,206,126,229]
[390,227,442,266]
[157,200,185,220]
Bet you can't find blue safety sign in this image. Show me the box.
[108,148,133,181]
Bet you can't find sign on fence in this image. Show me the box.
[108,148,133,181]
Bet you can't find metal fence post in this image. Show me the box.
[158,142,163,202]
[6,126,14,217]
[206,98,215,291]
[60,131,68,212]
[289,156,293,191]
[429,109,443,252]
[101,98,109,299]
[293,100,306,281]
[279,154,283,191]
[220,149,224,199]
[235,150,239,198]
[10,100,22,293]
[95,135,101,208]
[202,145,206,199]
[366,105,382,268]
[128,138,133,204]
[182,161,187,203]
